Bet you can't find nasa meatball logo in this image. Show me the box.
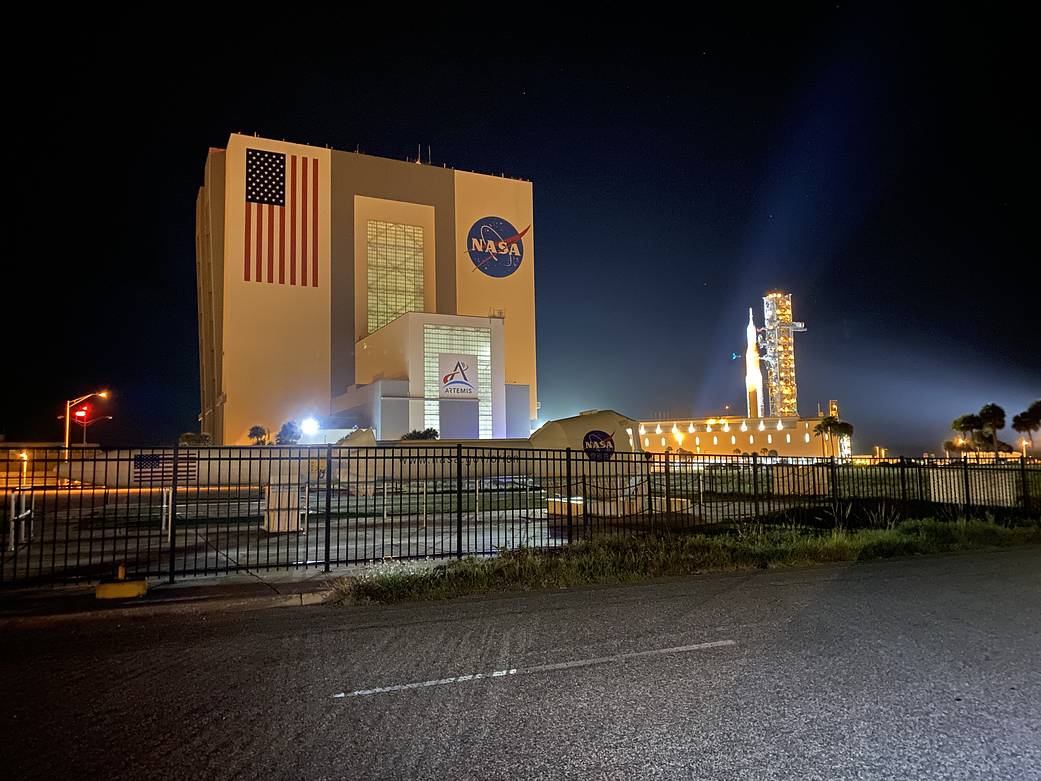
[467,216,529,278]
[583,430,615,462]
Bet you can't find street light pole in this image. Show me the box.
[62,390,109,459]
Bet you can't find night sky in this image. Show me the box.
[6,10,1038,455]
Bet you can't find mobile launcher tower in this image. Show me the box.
[760,291,806,417]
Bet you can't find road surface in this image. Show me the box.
[3,549,1040,779]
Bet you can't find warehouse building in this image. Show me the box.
[196,134,537,444]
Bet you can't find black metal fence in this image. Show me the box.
[2,445,1038,587]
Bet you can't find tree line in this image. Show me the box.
[948,400,1040,455]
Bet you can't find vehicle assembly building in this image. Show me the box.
[196,134,537,444]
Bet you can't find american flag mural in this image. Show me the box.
[132,453,198,484]
[244,148,319,287]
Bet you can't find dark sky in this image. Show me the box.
[6,10,1038,455]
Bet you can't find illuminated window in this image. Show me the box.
[661,437,666,447]
[767,434,773,445]
[423,324,492,437]
[804,433,811,443]
[695,436,701,446]
[730,435,736,445]
[712,436,718,446]
[749,435,754,445]
[367,220,425,334]
[644,437,649,448]
[786,433,791,444]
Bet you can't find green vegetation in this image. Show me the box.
[333,517,1041,604]
[276,421,302,445]
[401,428,440,441]
[948,403,1016,454]
[812,416,854,457]
[1012,399,1040,452]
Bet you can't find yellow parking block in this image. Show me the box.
[95,580,148,599]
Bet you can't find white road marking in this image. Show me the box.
[334,639,736,699]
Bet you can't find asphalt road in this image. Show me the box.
[3,549,1040,780]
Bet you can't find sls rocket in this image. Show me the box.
[745,308,764,418]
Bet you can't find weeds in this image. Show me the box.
[331,517,1041,605]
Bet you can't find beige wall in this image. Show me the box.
[453,171,537,422]
[220,134,332,444]
[355,316,410,385]
[196,149,226,441]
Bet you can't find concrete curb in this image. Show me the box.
[1,587,335,624]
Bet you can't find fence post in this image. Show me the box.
[962,456,972,518]
[751,453,760,520]
[899,457,908,521]
[565,448,573,546]
[1021,456,1031,514]
[456,444,463,560]
[829,456,839,521]
[664,451,672,521]
[167,444,180,584]
[324,445,332,572]
[582,473,588,539]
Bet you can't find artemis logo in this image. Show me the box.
[467,216,529,278]
[441,361,475,395]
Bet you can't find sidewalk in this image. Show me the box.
[0,557,453,621]
[0,567,343,621]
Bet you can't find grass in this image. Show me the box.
[331,517,1041,604]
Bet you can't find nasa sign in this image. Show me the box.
[467,216,529,278]
[582,430,615,462]
[439,354,479,399]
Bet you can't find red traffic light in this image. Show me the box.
[74,404,92,421]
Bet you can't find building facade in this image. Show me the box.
[196,134,537,444]
[636,414,850,459]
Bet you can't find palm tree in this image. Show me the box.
[814,416,855,458]
[248,425,268,446]
[977,403,1006,456]
[813,416,840,457]
[951,414,982,449]
[1012,400,1040,452]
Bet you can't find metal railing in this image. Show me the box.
[1,446,1037,587]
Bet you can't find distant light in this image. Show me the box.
[98,390,109,399]
[301,417,320,436]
